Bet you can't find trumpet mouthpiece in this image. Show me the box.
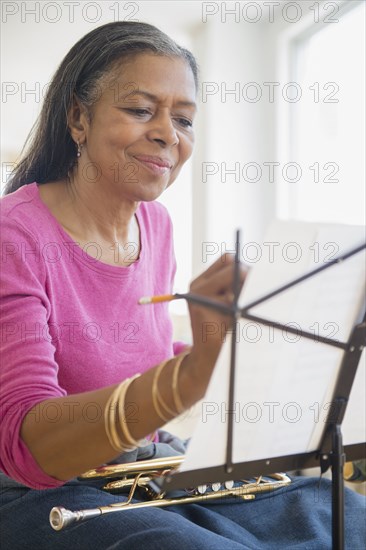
[49,506,102,531]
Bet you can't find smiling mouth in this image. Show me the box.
[133,155,173,175]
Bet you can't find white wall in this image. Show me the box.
[2,0,364,294]
[2,2,365,451]
[190,17,278,277]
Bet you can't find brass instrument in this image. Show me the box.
[49,455,291,531]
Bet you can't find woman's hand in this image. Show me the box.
[186,254,247,384]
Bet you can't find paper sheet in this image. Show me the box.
[180,220,365,473]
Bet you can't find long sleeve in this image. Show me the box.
[0,217,67,488]
[1,185,180,488]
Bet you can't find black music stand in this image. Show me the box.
[159,231,366,550]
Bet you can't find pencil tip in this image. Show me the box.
[138,297,151,304]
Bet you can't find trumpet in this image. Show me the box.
[49,456,291,531]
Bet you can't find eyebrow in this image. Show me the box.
[124,89,197,110]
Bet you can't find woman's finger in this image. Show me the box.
[192,253,236,285]
[191,261,248,297]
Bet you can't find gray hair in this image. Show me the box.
[4,21,199,194]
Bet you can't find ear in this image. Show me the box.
[67,95,89,145]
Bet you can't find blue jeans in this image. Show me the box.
[0,475,365,549]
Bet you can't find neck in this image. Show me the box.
[64,174,140,246]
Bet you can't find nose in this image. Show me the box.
[146,110,179,147]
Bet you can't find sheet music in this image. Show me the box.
[342,349,366,446]
[180,220,365,473]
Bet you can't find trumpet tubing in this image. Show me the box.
[50,487,258,531]
[79,455,184,480]
[49,457,291,532]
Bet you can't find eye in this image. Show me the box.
[176,117,193,129]
[125,108,152,117]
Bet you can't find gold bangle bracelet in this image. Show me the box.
[104,393,119,451]
[104,374,141,452]
[104,380,132,452]
[152,359,172,423]
[172,352,190,414]
[155,360,178,418]
[117,373,141,448]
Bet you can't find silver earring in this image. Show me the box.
[76,141,83,157]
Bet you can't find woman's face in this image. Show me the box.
[74,53,197,202]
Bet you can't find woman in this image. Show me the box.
[0,21,364,549]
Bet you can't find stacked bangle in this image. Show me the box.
[105,352,190,452]
[104,373,142,452]
[172,352,190,414]
[152,359,172,422]
[152,352,190,422]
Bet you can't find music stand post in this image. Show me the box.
[161,233,366,550]
[318,318,366,550]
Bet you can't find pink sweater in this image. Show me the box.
[0,183,185,489]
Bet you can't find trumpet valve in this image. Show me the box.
[196,484,207,495]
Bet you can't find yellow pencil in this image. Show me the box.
[138,293,233,315]
[138,294,179,305]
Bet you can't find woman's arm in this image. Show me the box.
[21,254,245,482]
[20,353,198,481]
